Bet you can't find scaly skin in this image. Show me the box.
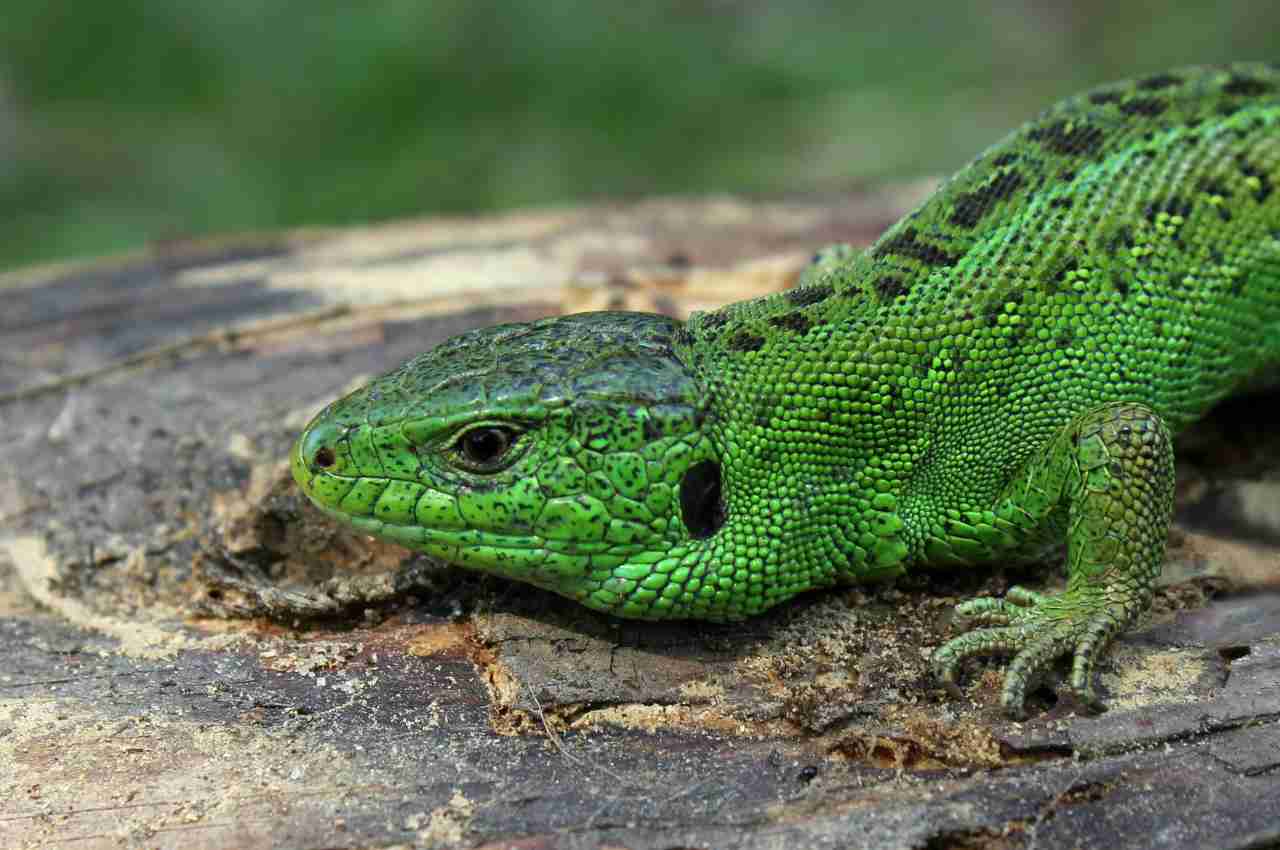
[292,65,1280,717]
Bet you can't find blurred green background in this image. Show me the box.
[2,0,1277,271]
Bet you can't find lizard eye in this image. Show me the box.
[455,425,519,471]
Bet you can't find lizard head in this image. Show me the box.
[291,311,729,618]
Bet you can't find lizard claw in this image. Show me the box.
[932,587,1116,718]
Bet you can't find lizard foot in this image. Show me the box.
[933,402,1175,719]
[932,586,1120,719]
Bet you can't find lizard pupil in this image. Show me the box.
[460,427,511,466]
[313,447,336,468]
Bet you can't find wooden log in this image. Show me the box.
[2,188,1277,850]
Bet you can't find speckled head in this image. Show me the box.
[291,311,726,617]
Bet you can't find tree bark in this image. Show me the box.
[2,188,1278,850]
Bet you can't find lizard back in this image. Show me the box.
[681,62,1280,566]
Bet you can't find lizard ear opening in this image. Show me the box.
[680,460,725,539]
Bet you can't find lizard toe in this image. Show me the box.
[934,589,1124,717]
[952,584,1051,626]
[932,622,1040,699]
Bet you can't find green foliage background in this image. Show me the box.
[1,0,1276,270]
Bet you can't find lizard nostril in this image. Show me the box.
[298,421,344,474]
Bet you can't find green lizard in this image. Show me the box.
[292,64,1280,717]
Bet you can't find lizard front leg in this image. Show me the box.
[932,402,1175,718]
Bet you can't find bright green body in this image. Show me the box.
[294,65,1280,715]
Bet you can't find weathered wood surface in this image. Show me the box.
[1,189,1278,850]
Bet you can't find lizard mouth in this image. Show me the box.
[294,466,533,544]
[292,459,574,567]
[304,499,595,595]
[308,500,544,553]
